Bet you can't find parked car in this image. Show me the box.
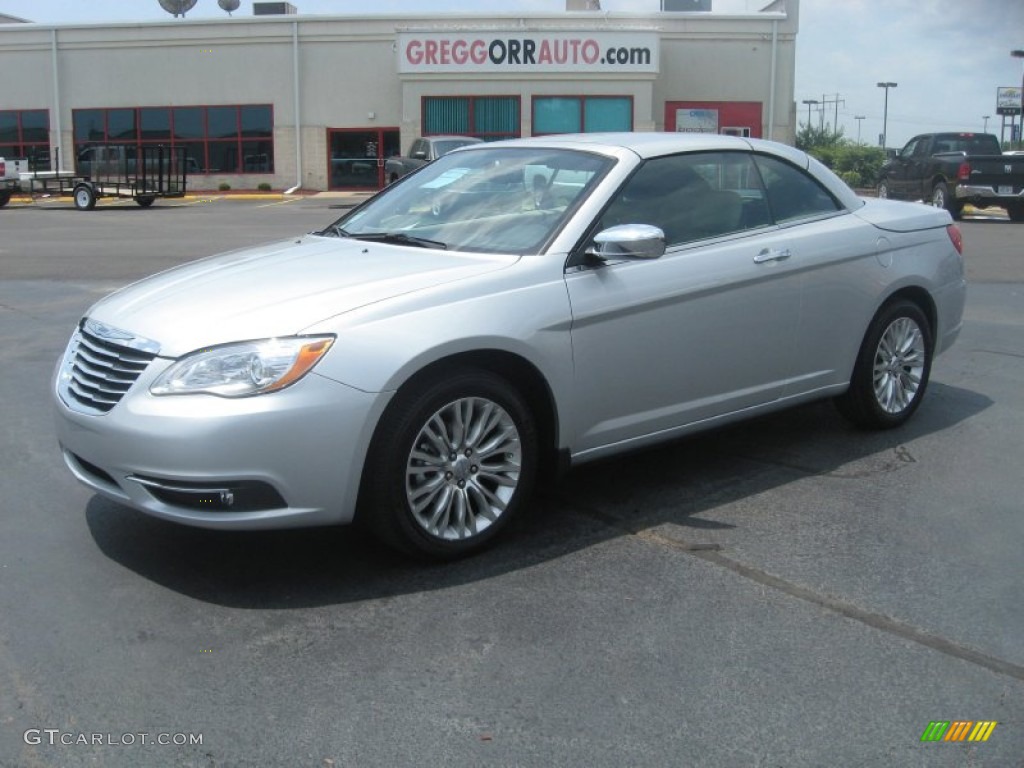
[384,135,482,183]
[53,133,966,559]
[877,132,1024,221]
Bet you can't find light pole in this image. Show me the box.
[983,115,990,133]
[1012,50,1024,146]
[801,99,819,131]
[855,115,865,144]
[877,81,897,149]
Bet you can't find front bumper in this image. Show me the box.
[53,356,388,530]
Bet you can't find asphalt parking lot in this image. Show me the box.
[1,195,1022,767]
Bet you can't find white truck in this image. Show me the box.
[0,156,29,207]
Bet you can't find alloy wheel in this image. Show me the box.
[872,316,926,414]
[404,396,522,541]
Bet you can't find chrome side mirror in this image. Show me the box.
[587,224,666,261]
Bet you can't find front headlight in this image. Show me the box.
[150,336,334,397]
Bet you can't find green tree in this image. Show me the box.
[795,122,846,151]
[796,122,886,190]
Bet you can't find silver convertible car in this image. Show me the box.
[53,133,966,558]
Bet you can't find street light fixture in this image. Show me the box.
[854,115,865,144]
[877,82,897,150]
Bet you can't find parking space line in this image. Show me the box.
[256,198,302,208]
[563,498,1024,682]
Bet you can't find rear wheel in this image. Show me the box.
[135,195,155,208]
[73,183,96,211]
[362,368,537,559]
[1007,204,1024,222]
[931,181,961,220]
[0,191,10,208]
[835,299,933,429]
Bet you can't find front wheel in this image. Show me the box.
[135,195,155,208]
[835,299,933,429]
[362,368,538,559]
[876,180,889,199]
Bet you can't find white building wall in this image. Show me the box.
[0,7,797,191]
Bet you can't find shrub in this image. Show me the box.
[257,182,272,192]
[797,124,886,190]
[218,182,231,192]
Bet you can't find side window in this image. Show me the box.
[899,138,919,159]
[597,152,765,247]
[753,154,841,224]
[912,139,931,158]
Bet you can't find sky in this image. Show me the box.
[2,0,1023,149]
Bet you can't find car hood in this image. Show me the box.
[87,234,519,357]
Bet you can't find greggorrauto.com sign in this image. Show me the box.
[398,32,659,74]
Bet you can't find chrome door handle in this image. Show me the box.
[754,248,792,263]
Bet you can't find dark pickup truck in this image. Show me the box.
[384,135,482,184]
[877,132,1024,221]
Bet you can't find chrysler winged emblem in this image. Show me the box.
[86,319,134,341]
[82,318,161,354]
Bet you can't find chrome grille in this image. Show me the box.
[57,319,160,415]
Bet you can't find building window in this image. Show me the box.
[532,96,633,135]
[0,109,51,170]
[72,104,274,174]
[422,96,520,140]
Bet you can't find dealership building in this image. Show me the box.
[0,1,799,192]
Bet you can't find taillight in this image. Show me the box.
[946,224,963,255]
[957,161,971,181]
[0,161,5,176]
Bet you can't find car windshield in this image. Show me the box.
[322,147,614,254]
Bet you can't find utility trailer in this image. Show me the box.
[23,144,188,210]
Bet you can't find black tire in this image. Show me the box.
[361,368,537,559]
[73,183,96,211]
[135,195,155,208]
[0,191,10,208]
[1007,204,1024,223]
[834,299,933,430]
[930,181,961,220]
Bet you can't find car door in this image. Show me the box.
[750,153,880,397]
[564,151,804,456]
[886,137,920,198]
[903,136,935,200]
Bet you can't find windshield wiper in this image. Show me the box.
[345,231,448,250]
[318,223,349,238]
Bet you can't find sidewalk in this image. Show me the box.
[4,189,377,206]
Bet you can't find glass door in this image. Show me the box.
[328,128,400,190]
